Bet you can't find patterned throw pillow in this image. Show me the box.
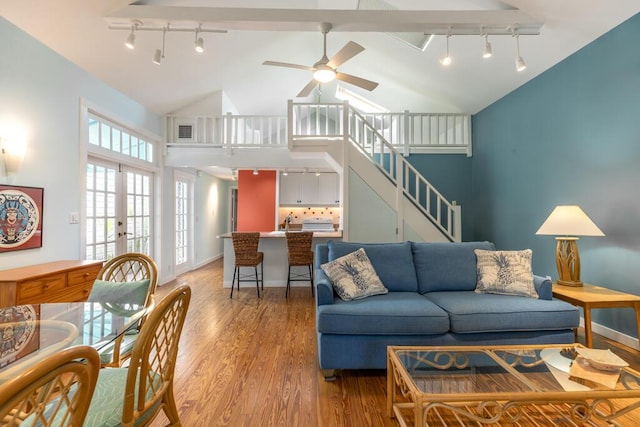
[474,249,538,298]
[321,248,388,301]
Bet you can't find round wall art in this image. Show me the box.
[0,185,43,252]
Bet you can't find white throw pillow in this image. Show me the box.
[321,248,388,301]
[474,249,538,298]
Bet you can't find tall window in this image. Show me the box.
[84,111,157,260]
[174,173,193,274]
[175,180,188,266]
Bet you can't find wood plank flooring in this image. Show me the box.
[149,259,640,426]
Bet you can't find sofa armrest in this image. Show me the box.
[315,268,335,306]
[534,275,553,300]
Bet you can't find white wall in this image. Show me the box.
[0,18,226,282]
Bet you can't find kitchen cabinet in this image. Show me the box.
[317,173,340,205]
[279,172,340,206]
[0,260,103,307]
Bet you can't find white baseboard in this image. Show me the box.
[580,317,639,350]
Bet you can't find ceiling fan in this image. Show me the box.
[263,23,379,98]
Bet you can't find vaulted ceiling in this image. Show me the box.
[3,1,640,116]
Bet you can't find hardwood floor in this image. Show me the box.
[149,259,640,426]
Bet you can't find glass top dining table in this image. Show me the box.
[0,301,147,383]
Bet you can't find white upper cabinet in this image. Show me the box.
[316,173,340,205]
[279,172,340,206]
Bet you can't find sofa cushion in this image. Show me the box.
[316,292,450,335]
[475,249,538,298]
[425,291,579,334]
[327,240,418,292]
[321,248,388,301]
[412,241,495,293]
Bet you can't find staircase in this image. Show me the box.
[166,101,468,242]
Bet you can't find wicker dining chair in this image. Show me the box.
[84,285,191,427]
[0,345,100,426]
[285,231,314,298]
[89,252,158,367]
[231,232,264,298]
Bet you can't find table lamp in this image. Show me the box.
[536,205,604,287]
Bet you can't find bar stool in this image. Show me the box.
[231,232,264,298]
[285,231,314,298]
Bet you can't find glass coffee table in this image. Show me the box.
[387,344,640,426]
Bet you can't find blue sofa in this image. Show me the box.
[314,240,580,380]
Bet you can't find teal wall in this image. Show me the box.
[407,154,472,240]
[472,14,640,339]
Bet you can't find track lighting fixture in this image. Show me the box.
[194,26,204,53]
[514,31,527,72]
[253,168,259,175]
[440,33,452,66]
[482,34,493,59]
[231,168,237,181]
[315,169,321,177]
[282,169,288,176]
[109,21,226,58]
[153,28,166,65]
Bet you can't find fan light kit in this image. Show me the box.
[109,20,227,63]
[263,23,379,98]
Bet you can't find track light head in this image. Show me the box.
[482,35,493,59]
[125,30,135,50]
[195,36,204,53]
[282,169,289,176]
[440,34,452,66]
[513,31,527,72]
[253,168,259,175]
[153,49,162,65]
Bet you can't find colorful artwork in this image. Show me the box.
[0,305,39,369]
[0,185,43,252]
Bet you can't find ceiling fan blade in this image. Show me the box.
[263,60,315,72]
[327,41,365,68]
[336,72,379,92]
[297,79,318,98]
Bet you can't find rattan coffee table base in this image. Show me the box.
[387,344,640,427]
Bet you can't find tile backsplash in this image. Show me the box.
[278,207,341,227]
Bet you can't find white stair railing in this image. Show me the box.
[288,102,460,241]
[346,107,460,241]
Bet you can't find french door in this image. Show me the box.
[85,157,154,260]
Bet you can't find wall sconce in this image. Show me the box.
[0,135,26,176]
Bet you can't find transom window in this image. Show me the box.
[88,113,154,163]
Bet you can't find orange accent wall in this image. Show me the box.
[237,170,276,232]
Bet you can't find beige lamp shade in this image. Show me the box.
[536,205,604,237]
[536,205,604,287]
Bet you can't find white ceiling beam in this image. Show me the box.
[104,6,543,35]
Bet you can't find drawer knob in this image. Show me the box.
[43,283,50,290]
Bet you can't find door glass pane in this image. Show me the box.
[86,161,118,260]
[126,170,152,256]
[175,180,188,266]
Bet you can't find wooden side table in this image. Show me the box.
[552,282,640,348]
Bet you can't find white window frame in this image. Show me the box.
[174,171,195,275]
[79,99,162,263]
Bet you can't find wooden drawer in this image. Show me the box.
[68,265,102,287]
[18,274,66,303]
[47,283,92,303]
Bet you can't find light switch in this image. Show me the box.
[69,212,79,224]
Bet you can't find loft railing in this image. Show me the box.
[167,104,471,155]
[290,102,461,241]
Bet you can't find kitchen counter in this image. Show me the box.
[218,231,342,239]
[219,231,342,289]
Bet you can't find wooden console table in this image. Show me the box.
[552,282,640,348]
[0,260,103,307]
